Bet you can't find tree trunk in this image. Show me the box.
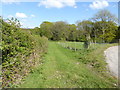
[94,29,96,44]
[87,34,91,49]
[102,29,105,43]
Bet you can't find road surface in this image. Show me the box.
[104,46,119,78]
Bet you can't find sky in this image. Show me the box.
[1,0,119,28]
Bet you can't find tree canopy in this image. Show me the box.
[33,9,119,43]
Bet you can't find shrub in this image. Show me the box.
[1,18,48,87]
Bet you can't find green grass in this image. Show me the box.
[19,41,117,88]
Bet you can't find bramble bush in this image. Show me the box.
[1,18,48,87]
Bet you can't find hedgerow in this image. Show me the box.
[1,18,48,87]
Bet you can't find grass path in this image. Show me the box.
[20,42,116,88]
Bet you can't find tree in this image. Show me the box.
[114,26,120,42]
[52,21,69,41]
[67,24,77,41]
[102,21,117,42]
[92,9,117,23]
[77,20,94,46]
[7,17,21,28]
[91,21,102,43]
[92,9,118,43]
[33,27,40,35]
[40,21,53,39]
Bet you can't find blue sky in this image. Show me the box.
[1,0,118,28]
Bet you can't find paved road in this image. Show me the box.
[104,46,119,78]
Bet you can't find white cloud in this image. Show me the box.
[74,6,77,8]
[38,0,77,8]
[31,14,35,17]
[89,0,109,9]
[15,12,27,18]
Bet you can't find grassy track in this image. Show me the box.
[20,41,117,88]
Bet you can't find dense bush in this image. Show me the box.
[1,18,48,87]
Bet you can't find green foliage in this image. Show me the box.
[93,21,117,43]
[91,9,118,43]
[67,24,77,41]
[114,26,120,42]
[38,9,118,43]
[32,27,41,35]
[1,18,48,87]
[40,21,53,39]
[77,20,94,43]
[40,21,77,41]
[51,21,69,41]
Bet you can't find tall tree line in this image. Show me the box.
[34,9,119,43]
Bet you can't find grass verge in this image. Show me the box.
[19,41,117,88]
